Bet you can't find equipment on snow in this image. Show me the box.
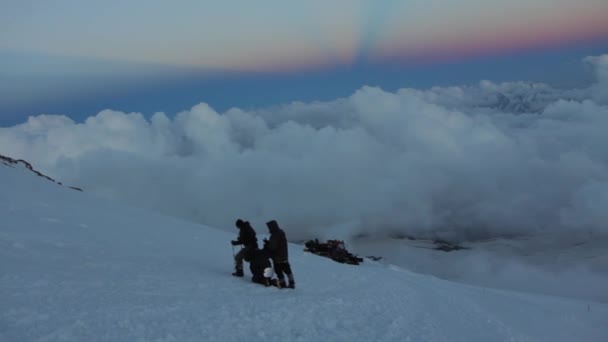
[304,239,364,265]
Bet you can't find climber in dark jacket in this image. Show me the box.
[231,219,258,277]
[248,248,274,286]
[263,220,295,288]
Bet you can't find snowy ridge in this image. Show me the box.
[1,161,607,341]
[0,153,82,192]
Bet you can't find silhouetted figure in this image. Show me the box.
[231,219,257,277]
[263,220,295,288]
[248,248,274,286]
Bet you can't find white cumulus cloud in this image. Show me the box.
[1,55,608,243]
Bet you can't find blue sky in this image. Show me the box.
[1,0,608,126]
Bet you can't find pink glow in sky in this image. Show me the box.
[2,0,607,73]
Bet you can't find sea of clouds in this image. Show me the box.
[1,55,607,242]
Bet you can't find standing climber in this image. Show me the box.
[263,220,295,288]
[231,219,258,277]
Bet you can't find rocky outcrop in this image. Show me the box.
[0,153,83,191]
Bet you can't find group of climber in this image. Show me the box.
[231,219,295,289]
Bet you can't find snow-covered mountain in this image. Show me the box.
[472,82,578,114]
[1,160,607,342]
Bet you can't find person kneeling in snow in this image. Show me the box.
[247,247,275,286]
[263,220,295,289]
[231,219,258,277]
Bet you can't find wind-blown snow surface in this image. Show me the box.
[1,160,607,341]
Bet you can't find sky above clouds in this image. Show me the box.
[2,0,607,69]
[1,0,608,125]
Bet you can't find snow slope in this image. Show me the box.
[351,236,608,303]
[1,163,606,342]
